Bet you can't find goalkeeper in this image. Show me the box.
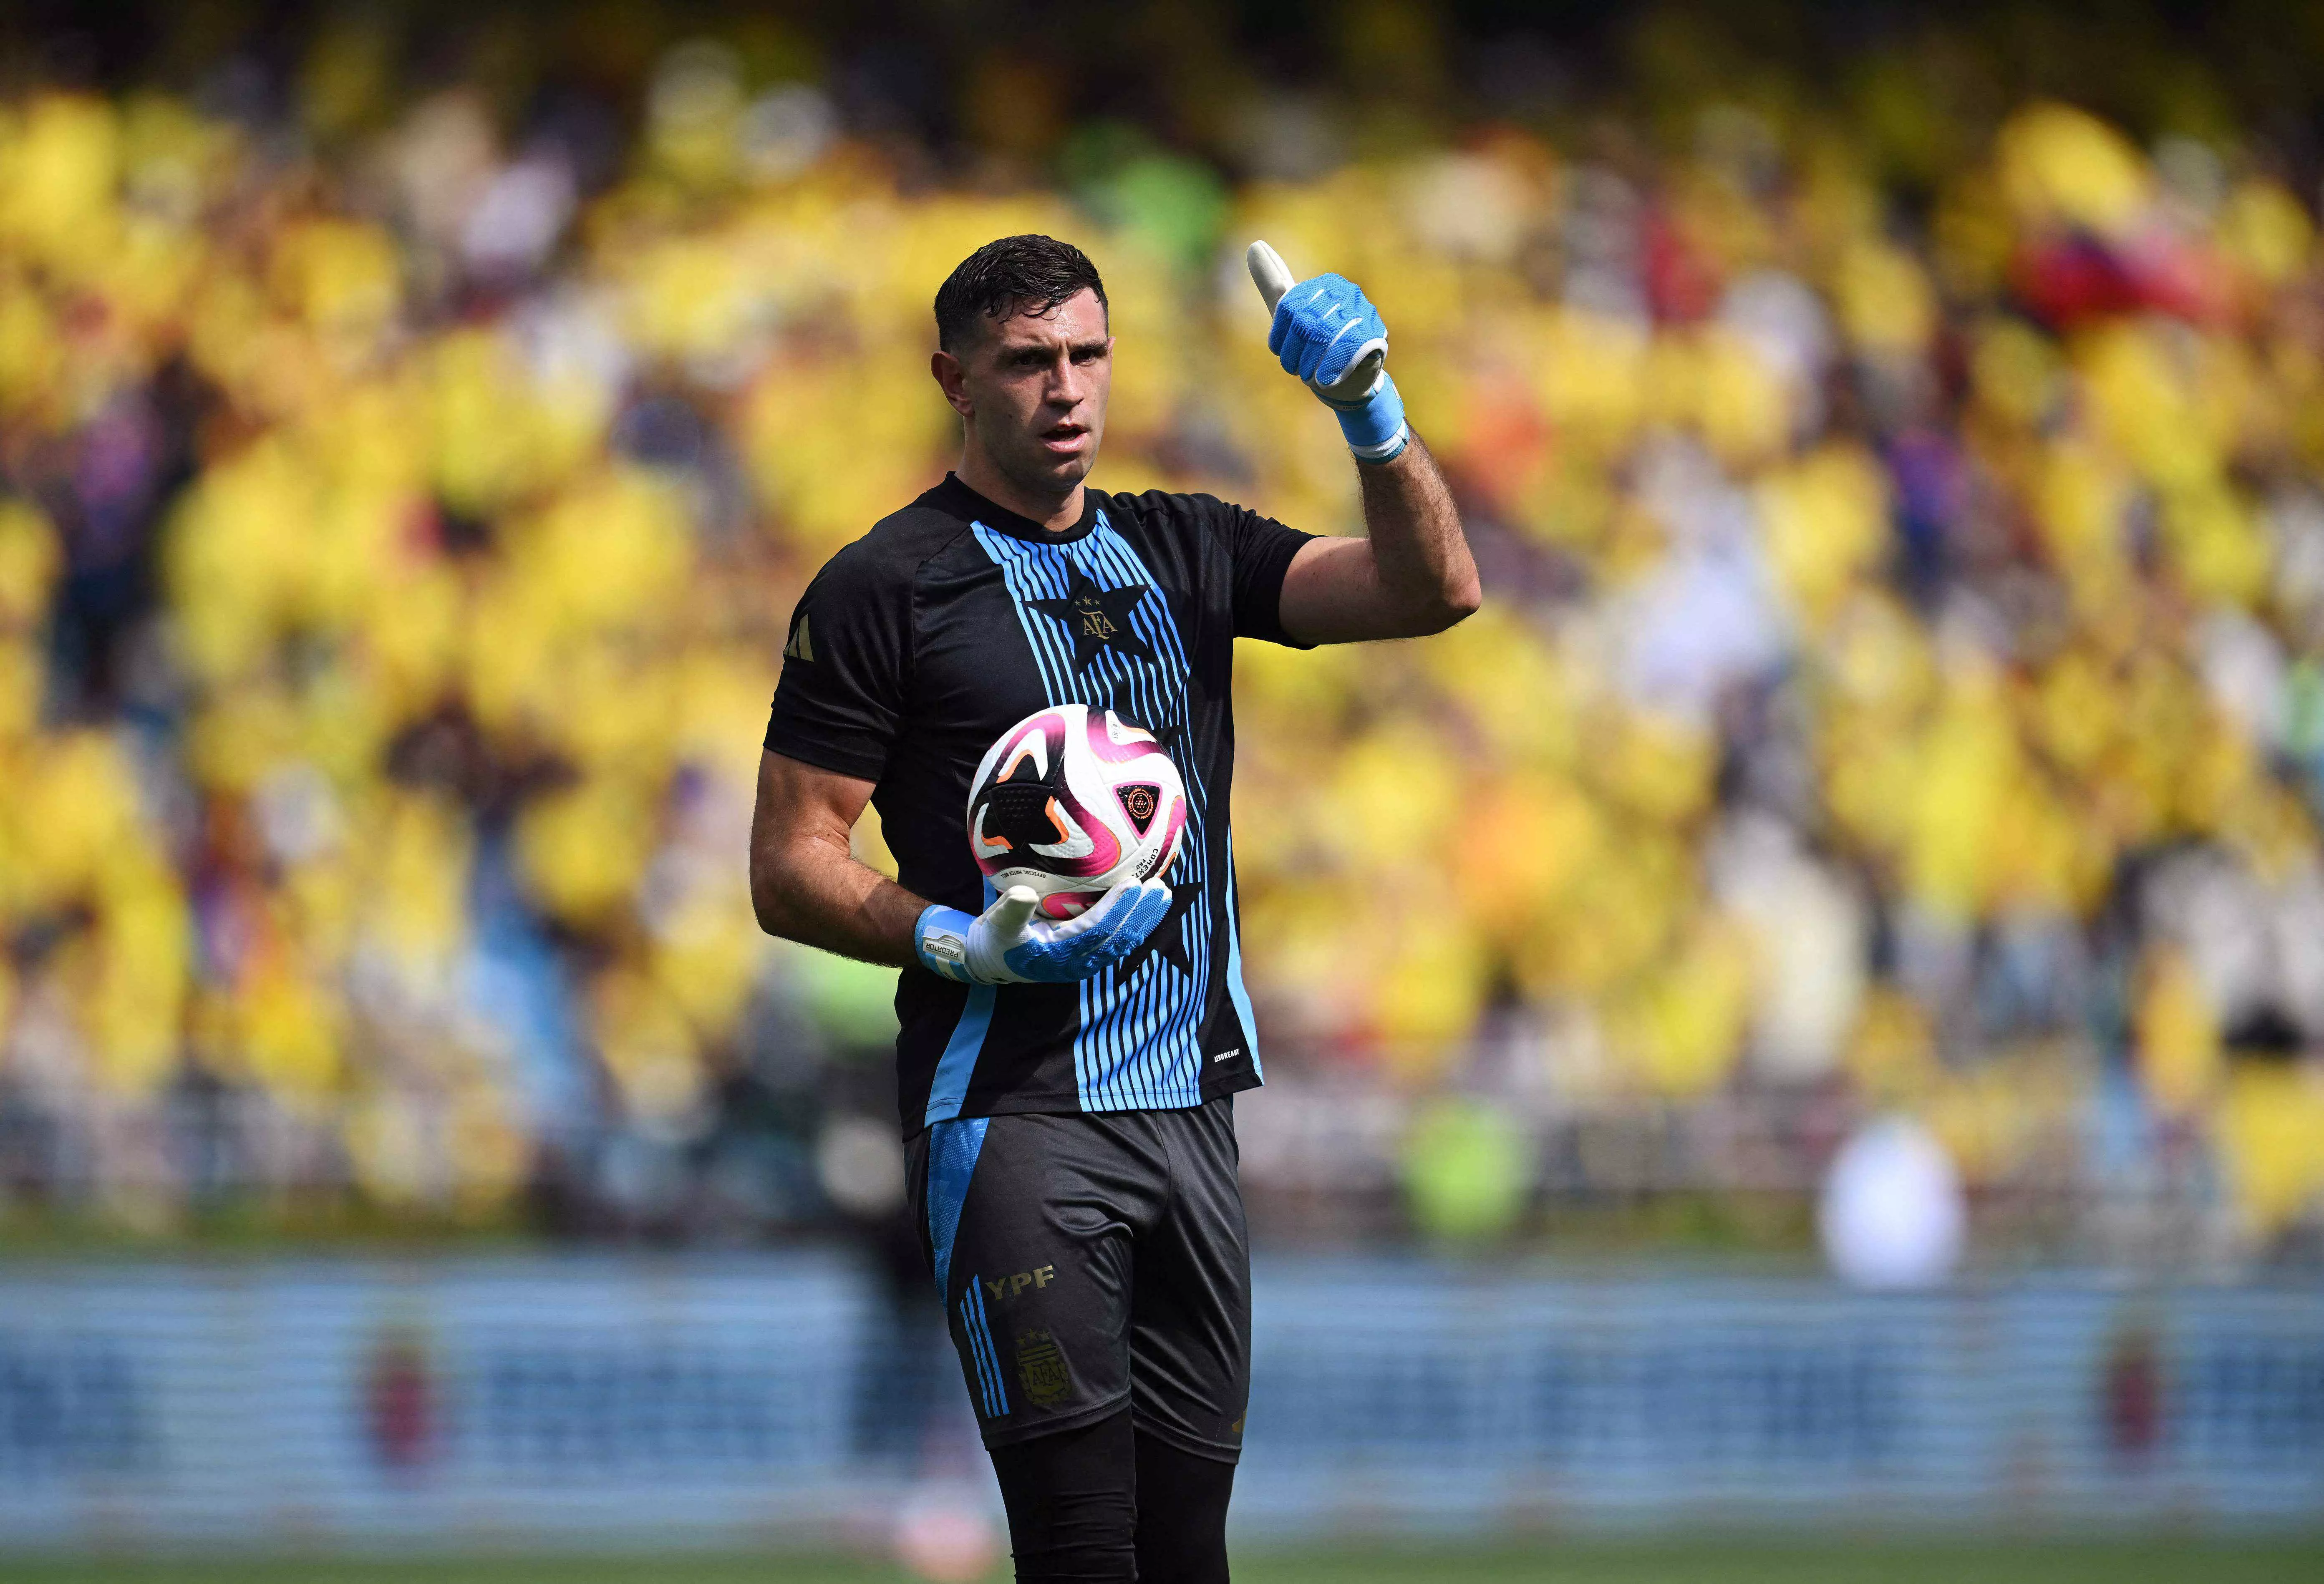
[750,234,1476,1582]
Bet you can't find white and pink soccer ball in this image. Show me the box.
[966,703,1187,919]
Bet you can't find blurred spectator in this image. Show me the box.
[0,6,2319,1269]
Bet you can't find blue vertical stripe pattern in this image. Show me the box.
[971,511,1237,1110]
[923,1116,988,1296]
[923,880,1001,1128]
[1221,860,1263,1083]
[960,1277,1008,1418]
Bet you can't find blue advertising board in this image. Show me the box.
[0,1257,2313,1547]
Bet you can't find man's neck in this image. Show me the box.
[957,448,1084,532]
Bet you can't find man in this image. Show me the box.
[750,234,1476,1581]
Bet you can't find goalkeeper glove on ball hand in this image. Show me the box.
[1248,240,1409,464]
[914,880,1172,986]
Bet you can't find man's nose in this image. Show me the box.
[1043,355,1084,405]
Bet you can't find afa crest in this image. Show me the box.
[1015,1328,1072,1408]
[1028,566,1155,672]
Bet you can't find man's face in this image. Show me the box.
[935,288,1112,499]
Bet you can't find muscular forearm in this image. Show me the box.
[1275,436,1482,645]
[751,829,928,968]
[1354,433,1479,631]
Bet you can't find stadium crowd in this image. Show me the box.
[1,6,2321,1263]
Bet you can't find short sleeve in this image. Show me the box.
[1217,501,1318,649]
[762,543,912,783]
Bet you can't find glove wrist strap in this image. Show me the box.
[1325,372,1409,464]
[913,904,978,983]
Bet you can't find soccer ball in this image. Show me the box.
[966,704,1187,919]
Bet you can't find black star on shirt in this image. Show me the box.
[1115,881,1203,978]
[1029,565,1153,672]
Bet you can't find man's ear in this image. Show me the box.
[931,349,973,418]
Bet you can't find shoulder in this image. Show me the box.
[1097,487,1249,541]
[808,489,979,597]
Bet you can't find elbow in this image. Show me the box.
[750,891,787,943]
[1413,574,1482,635]
[751,900,786,942]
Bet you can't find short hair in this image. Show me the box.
[933,234,1108,353]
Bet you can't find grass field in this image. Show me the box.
[0,1543,2316,1584]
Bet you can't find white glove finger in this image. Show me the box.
[1247,239,1295,313]
[988,885,1041,939]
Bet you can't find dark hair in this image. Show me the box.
[933,234,1108,353]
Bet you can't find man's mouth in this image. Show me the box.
[1040,422,1089,453]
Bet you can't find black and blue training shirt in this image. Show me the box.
[764,474,1316,1136]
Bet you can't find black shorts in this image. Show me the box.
[907,1098,1249,1461]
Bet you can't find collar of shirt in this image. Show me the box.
[934,473,1102,544]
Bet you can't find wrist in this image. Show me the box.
[1323,371,1409,463]
[913,904,977,983]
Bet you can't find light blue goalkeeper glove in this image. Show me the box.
[914,880,1172,986]
[1249,240,1409,464]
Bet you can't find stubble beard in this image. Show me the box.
[997,422,1098,511]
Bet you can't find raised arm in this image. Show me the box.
[1248,241,1480,647]
[1278,433,1478,644]
[749,749,925,966]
